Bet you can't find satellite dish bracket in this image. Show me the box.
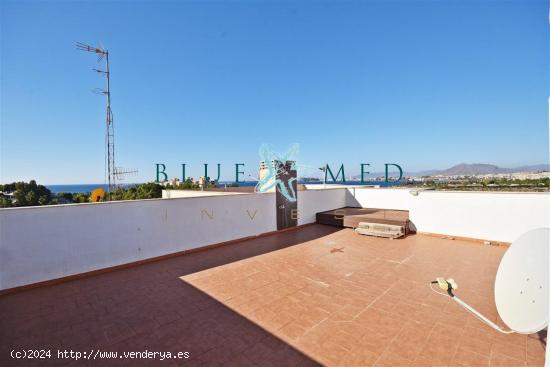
[430,278,514,334]
[430,228,549,338]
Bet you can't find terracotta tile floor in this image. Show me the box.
[0,224,546,366]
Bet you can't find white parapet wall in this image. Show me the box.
[0,188,348,291]
[0,193,275,290]
[346,187,550,243]
[346,186,412,210]
[409,191,550,243]
[298,188,348,225]
[2,186,548,290]
[162,190,247,198]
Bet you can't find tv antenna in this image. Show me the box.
[77,42,117,198]
[114,167,138,181]
[430,228,549,340]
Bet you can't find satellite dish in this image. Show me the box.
[431,227,549,335]
[91,188,106,202]
[495,228,549,334]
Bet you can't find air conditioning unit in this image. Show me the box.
[354,222,405,239]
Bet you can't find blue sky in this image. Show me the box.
[1,0,548,184]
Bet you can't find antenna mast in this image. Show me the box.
[77,42,116,198]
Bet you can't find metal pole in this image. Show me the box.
[453,296,513,334]
[105,50,115,199]
[77,42,120,200]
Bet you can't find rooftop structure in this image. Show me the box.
[0,225,546,366]
[0,186,548,366]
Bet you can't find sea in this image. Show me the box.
[47,180,401,194]
[47,184,113,194]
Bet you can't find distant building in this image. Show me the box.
[160,178,181,187]
[198,176,205,188]
[196,176,216,189]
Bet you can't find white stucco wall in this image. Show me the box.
[297,188,347,225]
[162,189,245,198]
[345,187,550,243]
[0,188,348,290]
[0,194,276,290]
[409,191,550,243]
[346,187,412,210]
[2,187,549,290]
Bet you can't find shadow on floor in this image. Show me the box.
[0,225,340,366]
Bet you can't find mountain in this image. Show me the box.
[513,164,550,172]
[418,163,550,177]
[441,163,502,176]
[351,163,550,179]
[438,163,549,176]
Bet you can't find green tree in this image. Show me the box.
[136,182,163,199]
[179,178,197,189]
[3,180,52,207]
[0,197,12,208]
[56,192,74,201]
[109,183,163,201]
[73,193,89,203]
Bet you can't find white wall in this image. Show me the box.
[346,187,550,243]
[409,191,550,243]
[297,188,347,225]
[346,187,412,210]
[2,187,549,290]
[0,194,276,290]
[162,190,245,198]
[0,188,348,291]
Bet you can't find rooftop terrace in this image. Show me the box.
[0,224,545,366]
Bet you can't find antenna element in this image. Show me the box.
[77,42,116,198]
